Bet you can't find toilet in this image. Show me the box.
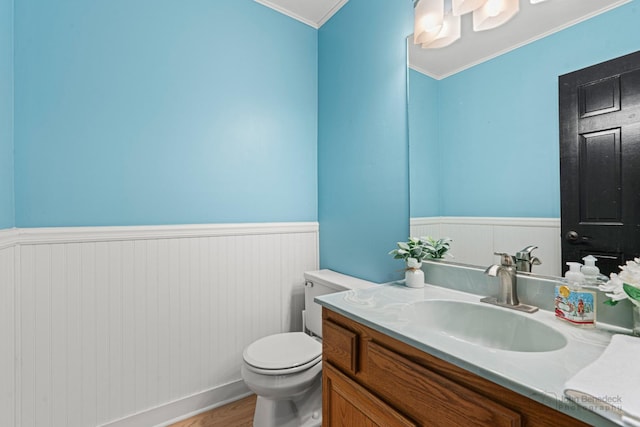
[241,269,373,427]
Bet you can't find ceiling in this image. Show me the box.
[410,0,631,79]
[254,0,349,29]
[255,0,631,79]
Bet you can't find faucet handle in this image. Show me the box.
[516,245,538,260]
[493,252,515,266]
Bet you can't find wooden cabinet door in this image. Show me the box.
[323,363,416,427]
[364,341,521,426]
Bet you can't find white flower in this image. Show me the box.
[599,258,640,307]
[599,273,629,301]
[618,257,640,285]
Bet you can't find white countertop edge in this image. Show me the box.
[316,283,623,427]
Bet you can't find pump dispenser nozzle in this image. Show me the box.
[581,255,600,284]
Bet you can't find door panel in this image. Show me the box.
[579,75,620,118]
[579,129,621,223]
[560,51,640,275]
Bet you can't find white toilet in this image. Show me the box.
[241,269,373,427]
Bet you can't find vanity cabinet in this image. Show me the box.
[322,308,589,427]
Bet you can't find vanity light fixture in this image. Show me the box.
[473,0,519,31]
[414,0,533,48]
[452,0,486,15]
[422,13,461,49]
[414,0,445,45]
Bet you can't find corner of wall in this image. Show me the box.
[0,0,15,230]
[10,0,15,229]
[435,76,442,217]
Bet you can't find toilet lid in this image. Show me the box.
[243,332,322,370]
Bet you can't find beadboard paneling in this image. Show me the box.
[411,217,561,276]
[0,244,16,427]
[10,223,318,427]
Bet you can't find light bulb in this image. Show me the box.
[485,0,504,17]
[421,13,442,32]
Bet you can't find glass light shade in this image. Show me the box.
[414,0,444,45]
[422,13,461,49]
[452,0,487,16]
[472,0,519,31]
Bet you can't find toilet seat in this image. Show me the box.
[243,332,322,375]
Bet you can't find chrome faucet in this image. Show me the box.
[514,245,541,273]
[481,252,538,313]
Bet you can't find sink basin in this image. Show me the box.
[402,300,567,352]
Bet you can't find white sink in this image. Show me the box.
[402,300,567,352]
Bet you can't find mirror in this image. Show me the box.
[407,2,638,278]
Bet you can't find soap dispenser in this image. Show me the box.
[565,262,585,290]
[581,255,600,284]
[554,262,596,327]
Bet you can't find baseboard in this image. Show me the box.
[100,380,251,427]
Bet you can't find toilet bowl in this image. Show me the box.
[240,270,373,427]
[241,333,323,427]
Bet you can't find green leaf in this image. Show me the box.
[623,283,640,301]
[603,299,619,306]
[397,242,410,250]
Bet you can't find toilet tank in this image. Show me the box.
[303,270,374,338]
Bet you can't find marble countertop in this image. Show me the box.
[316,282,623,426]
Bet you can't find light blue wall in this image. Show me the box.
[408,68,440,218]
[14,0,317,227]
[318,0,413,283]
[0,0,13,229]
[436,1,640,217]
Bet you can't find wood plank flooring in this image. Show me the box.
[170,395,256,427]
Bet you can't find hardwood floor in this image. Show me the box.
[170,395,256,427]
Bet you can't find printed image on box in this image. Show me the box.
[554,286,595,325]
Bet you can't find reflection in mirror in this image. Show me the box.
[407,2,640,279]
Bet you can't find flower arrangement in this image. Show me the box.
[389,236,452,269]
[598,258,640,307]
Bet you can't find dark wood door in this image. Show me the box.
[560,50,640,276]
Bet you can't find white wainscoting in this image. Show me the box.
[410,217,561,277]
[0,223,319,427]
[0,231,17,427]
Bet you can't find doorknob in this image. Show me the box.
[566,231,591,244]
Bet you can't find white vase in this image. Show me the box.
[405,262,424,288]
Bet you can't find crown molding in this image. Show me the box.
[255,0,348,29]
[316,0,349,28]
